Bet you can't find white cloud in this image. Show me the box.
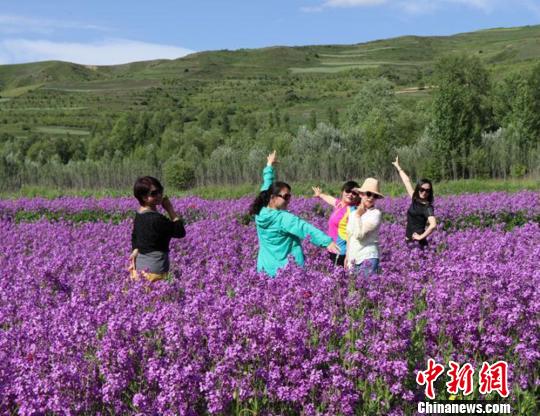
[397,0,438,14]
[0,38,195,65]
[446,0,495,12]
[0,14,110,35]
[303,0,509,13]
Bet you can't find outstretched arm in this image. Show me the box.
[312,186,337,207]
[280,211,339,253]
[260,150,277,191]
[392,156,414,198]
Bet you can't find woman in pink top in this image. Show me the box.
[312,181,360,267]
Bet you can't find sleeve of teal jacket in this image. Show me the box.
[260,165,275,191]
[279,211,332,247]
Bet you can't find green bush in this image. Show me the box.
[510,163,527,178]
[163,158,196,190]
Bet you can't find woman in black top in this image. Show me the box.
[130,176,185,281]
[392,157,437,247]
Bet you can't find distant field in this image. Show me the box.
[1,84,43,97]
[290,64,379,73]
[182,178,540,200]
[12,107,88,111]
[43,78,161,91]
[3,178,538,200]
[34,126,91,135]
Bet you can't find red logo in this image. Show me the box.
[417,360,509,399]
[416,358,445,399]
[446,361,475,396]
[479,361,509,398]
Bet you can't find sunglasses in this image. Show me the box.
[149,189,163,197]
[364,191,381,199]
[419,187,432,194]
[345,190,360,197]
[277,193,291,201]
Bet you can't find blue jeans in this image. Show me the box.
[354,258,380,277]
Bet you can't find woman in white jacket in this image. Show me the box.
[346,178,383,276]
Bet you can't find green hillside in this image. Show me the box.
[0,24,539,191]
[2,25,540,91]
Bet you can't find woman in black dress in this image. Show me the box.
[392,157,437,247]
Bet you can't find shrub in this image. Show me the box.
[163,158,196,190]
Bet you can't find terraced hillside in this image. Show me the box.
[1,25,539,135]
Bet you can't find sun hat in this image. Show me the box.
[354,178,384,198]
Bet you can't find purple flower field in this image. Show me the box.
[0,192,539,415]
[1,190,539,222]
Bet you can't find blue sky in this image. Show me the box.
[0,0,539,65]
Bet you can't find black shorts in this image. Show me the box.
[406,238,428,249]
[329,252,346,267]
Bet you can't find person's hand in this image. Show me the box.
[312,186,321,197]
[412,232,423,241]
[326,241,340,255]
[128,249,138,272]
[267,150,277,166]
[356,198,366,216]
[392,156,401,170]
[161,196,172,211]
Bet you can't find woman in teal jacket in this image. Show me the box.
[249,151,339,277]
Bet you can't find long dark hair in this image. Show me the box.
[412,179,434,204]
[249,181,291,216]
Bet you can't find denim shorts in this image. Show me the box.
[353,258,380,277]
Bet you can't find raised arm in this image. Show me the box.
[392,156,414,198]
[159,196,186,238]
[260,150,277,191]
[161,196,181,222]
[312,186,337,207]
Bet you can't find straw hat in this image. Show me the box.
[354,178,384,198]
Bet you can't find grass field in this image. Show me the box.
[2,178,538,200]
[34,126,91,135]
[0,83,44,97]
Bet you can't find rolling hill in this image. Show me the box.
[1,24,540,93]
[1,24,539,149]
